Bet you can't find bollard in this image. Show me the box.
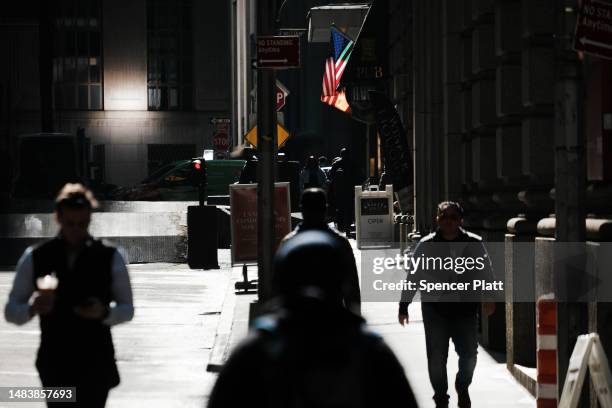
[537,294,558,408]
[399,219,406,253]
[394,215,402,243]
[405,214,414,233]
[401,215,410,252]
[187,205,219,269]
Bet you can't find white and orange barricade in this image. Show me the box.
[537,294,558,408]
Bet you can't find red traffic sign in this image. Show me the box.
[257,35,300,69]
[213,135,228,149]
[276,80,290,111]
[213,133,229,150]
[574,0,612,59]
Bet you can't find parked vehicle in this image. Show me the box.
[111,159,246,201]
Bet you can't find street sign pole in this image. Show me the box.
[256,0,278,305]
[557,1,588,403]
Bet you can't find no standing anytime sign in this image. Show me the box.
[574,0,612,59]
[257,36,300,69]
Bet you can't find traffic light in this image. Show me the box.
[190,157,207,206]
[190,158,206,183]
[186,157,218,269]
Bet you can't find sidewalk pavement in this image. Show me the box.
[211,241,536,408]
[363,302,535,407]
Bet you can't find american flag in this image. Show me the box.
[321,26,354,113]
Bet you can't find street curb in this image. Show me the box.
[206,271,237,373]
[509,363,537,397]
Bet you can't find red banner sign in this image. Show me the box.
[230,183,292,264]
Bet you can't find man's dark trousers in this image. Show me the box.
[421,303,478,405]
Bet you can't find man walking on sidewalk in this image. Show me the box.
[281,187,360,314]
[398,201,496,408]
[5,183,134,408]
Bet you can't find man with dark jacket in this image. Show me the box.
[5,183,134,408]
[208,230,418,408]
[299,155,328,193]
[281,188,360,314]
[398,201,496,408]
[328,148,362,232]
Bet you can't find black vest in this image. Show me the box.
[31,236,120,388]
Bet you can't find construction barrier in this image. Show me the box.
[537,294,558,408]
[559,333,612,408]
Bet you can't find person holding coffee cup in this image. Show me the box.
[4,183,134,408]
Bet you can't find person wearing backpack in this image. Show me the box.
[280,187,360,314]
[300,155,327,193]
[208,230,418,408]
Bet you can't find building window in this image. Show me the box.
[147,0,194,111]
[53,0,103,110]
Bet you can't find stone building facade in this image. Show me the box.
[387,0,612,399]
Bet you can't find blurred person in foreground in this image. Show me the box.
[4,183,134,408]
[208,230,418,408]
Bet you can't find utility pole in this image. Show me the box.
[554,0,587,401]
[256,0,278,304]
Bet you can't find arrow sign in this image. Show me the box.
[244,123,290,148]
[574,0,612,59]
[579,36,612,51]
[256,36,300,69]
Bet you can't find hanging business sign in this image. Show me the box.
[229,182,291,265]
[355,185,394,249]
[369,91,413,213]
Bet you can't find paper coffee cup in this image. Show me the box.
[36,274,58,291]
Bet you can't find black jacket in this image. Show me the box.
[208,301,418,408]
[398,228,494,316]
[32,236,120,389]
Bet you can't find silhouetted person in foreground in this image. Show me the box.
[281,187,360,314]
[208,230,418,408]
[5,184,134,407]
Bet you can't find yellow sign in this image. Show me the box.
[244,124,290,148]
